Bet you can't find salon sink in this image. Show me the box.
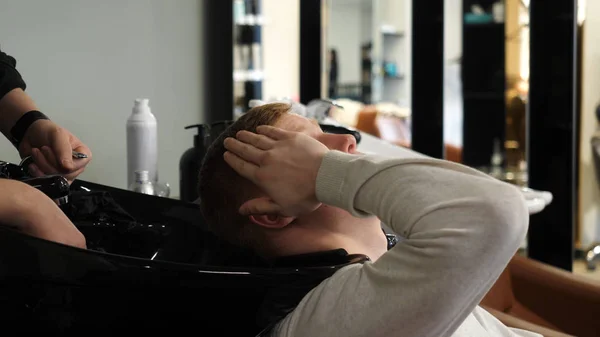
[0,118,370,335]
[0,178,368,335]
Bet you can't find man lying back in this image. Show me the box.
[198,103,539,337]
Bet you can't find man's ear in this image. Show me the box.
[249,214,295,229]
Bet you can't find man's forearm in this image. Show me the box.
[305,151,529,337]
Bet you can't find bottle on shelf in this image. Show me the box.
[153,181,171,198]
[179,124,209,202]
[126,98,158,188]
[129,170,155,196]
[234,0,245,24]
[489,138,504,180]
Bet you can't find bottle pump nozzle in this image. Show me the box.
[185,124,209,148]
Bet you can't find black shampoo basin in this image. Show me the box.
[0,179,367,336]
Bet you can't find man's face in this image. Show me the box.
[275,113,358,154]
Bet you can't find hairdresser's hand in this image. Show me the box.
[19,120,92,183]
[7,180,86,249]
[224,125,329,216]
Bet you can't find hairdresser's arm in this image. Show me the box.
[0,48,91,181]
[0,88,37,139]
[0,48,29,135]
[0,178,86,248]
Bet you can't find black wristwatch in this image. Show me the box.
[9,110,49,149]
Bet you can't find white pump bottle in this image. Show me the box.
[126,98,158,188]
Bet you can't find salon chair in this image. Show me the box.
[354,108,463,163]
[0,162,368,336]
[481,254,600,337]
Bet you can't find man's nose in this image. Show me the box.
[322,134,357,153]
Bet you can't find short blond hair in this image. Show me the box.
[198,103,290,247]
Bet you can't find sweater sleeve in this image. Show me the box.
[0,46,27,101]
[272,151,529,337]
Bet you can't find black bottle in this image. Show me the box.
[179,124,209,203]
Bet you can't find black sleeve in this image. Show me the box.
[0,46,27,101]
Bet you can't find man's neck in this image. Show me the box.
[265,214,389,261]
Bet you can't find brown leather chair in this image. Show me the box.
[354,107,381,138]
[354,109,600,335]
[355,109,463,163]
[482,255,600,337]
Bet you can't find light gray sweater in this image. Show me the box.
[271,150,540,337]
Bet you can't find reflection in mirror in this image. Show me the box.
[325,0,373,103]
[449,0,529,186]
[504,0,529,187]
[444,0,465,164]
[324,0,412,151]
[460,0,508,174]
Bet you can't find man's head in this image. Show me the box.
[199,103,383,257]
[198,103,289,247]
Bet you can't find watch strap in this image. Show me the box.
[10,110,49,149]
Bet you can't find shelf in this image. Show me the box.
[234,69,264,82]
[234,15,264,26]
[380,24,403,35]
[463,21,504,27]
[384,74,405,80]
[463,92,504,99]
[382,31,405,38]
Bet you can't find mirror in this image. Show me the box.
[443,0,465,163]
[324,0,412,149]
[325,0,373,103]
[504,0,529,186]
[445,0,529,186]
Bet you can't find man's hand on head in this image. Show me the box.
[223,125,329,217]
